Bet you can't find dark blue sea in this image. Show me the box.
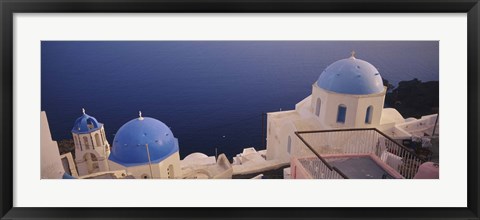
[41,41,439,159]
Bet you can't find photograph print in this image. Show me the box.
[40,41,439,180]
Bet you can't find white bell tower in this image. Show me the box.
[71,108,111,176]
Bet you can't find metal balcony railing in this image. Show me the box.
[294,128,426,179]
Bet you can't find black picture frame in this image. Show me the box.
[1,0,479,219]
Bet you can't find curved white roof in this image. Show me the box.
[184,152,209,161]
[380,108,405,125]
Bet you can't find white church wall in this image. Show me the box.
[108,160,161,179]
[266,112,298,162]
[266,113,281,160]
[312,84,387,129]
[355,90,386,127]
[295,95,314,117]
[158,152,181,179]
[75,150,104,176]
[107,152,181,179]
[310,84,327,121]
[75,161,89,177]
[91,128,109,156]
[128,163,162,179]
[320,90,360,128]
[108,160,126,172]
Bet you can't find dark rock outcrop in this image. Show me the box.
[384,78,439,119]
[57,139,75,157]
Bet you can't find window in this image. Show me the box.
[337,105,347,123]
[95,133,101,147]
[100,130,105,145]
[83,153,98,174]
[74,136,79,149]
[315,98,321,117]
[83,136,90,150]
[167,164,174,179]
[86,118,98,130]
[365,106,373,124]
[287,136,292,154]
[141,174,149,179]
[90,153,98,161]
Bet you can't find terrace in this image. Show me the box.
[291,128,426,179]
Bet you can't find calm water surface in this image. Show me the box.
[41,41,439,159]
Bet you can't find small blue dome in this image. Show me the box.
[72,112,102,134]
[109,117,179,167]
[62,172,77,179]
[317,56,384,95]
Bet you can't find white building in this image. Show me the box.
[44,107,234,179]
[266,53,438,163]
[41,111,65,179]
[71,109,111,176]
[181,153,233,179]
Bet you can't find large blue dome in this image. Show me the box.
[109,116,179,167]
[72,110,102,134]
[316,56,384,95]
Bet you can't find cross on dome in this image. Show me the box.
[82,108,86,115]
[139,111,144,120]
[350,51,356,59]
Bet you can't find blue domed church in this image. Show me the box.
[71,110,181,178]
[107,112,181,179]
[312,52,386,128]
[72,109,111,176]
[266,53,392,162]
